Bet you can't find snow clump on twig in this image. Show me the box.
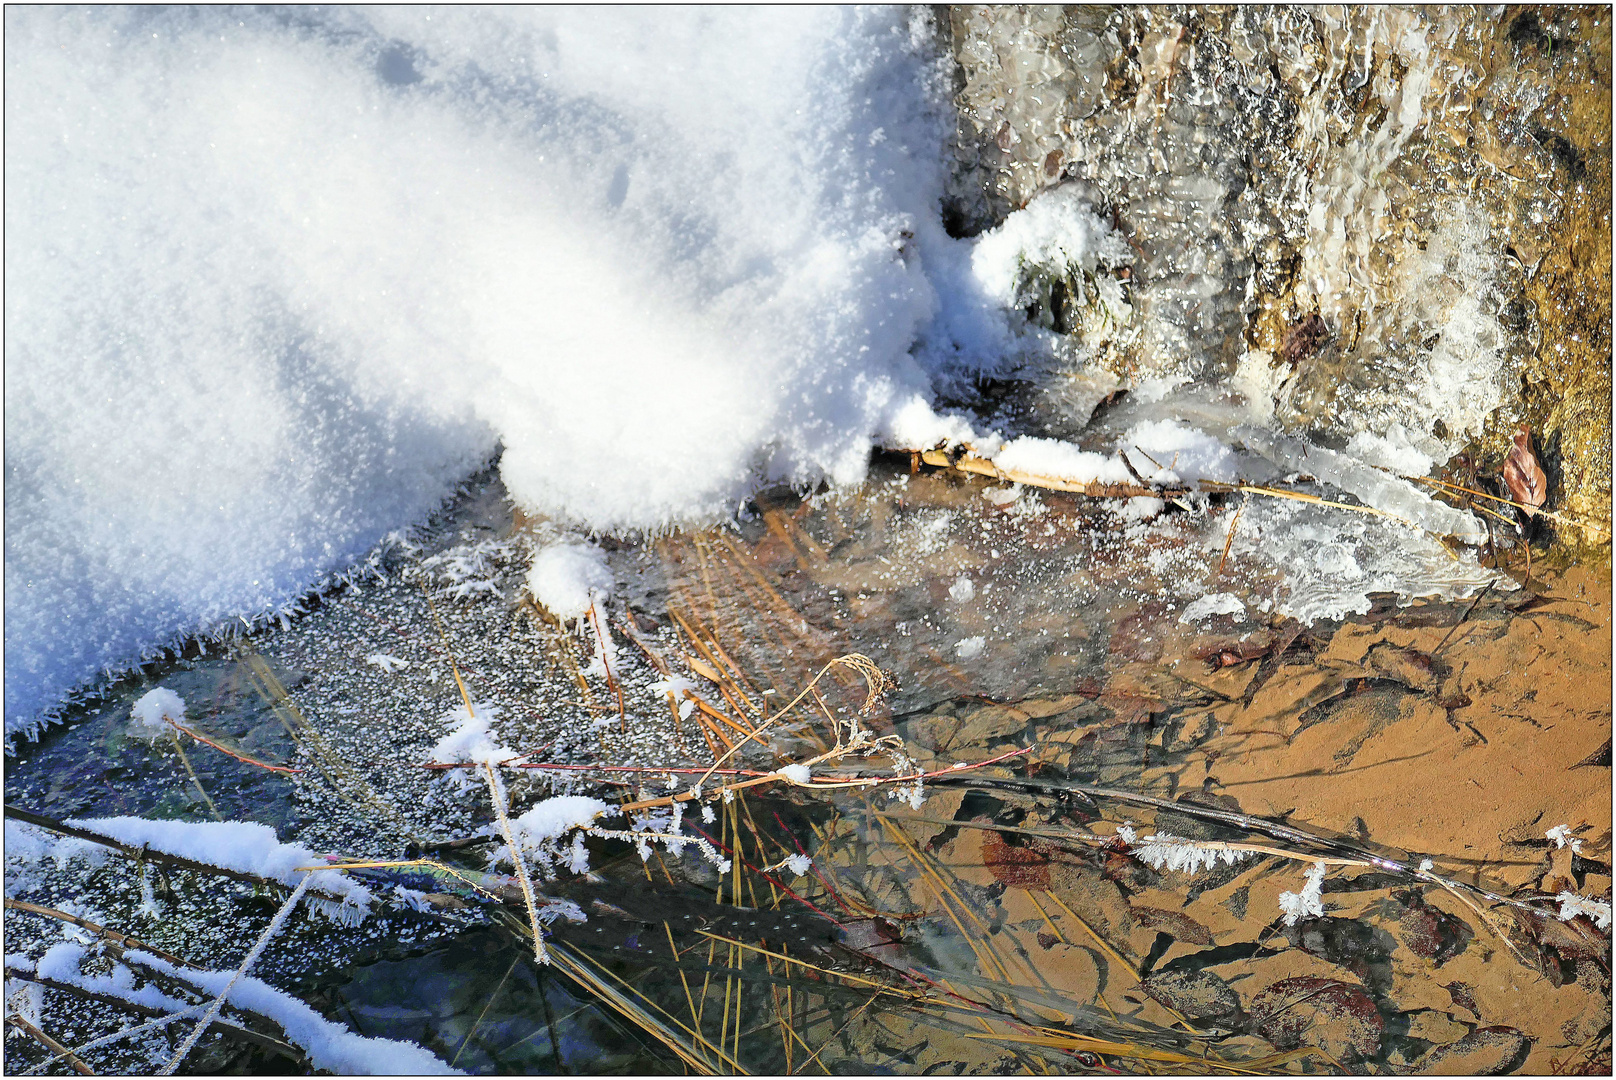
[128,687,185,740]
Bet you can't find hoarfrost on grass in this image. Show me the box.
[1546,823,1586,855]
[430,702,523,770]
[1555,892,1613,932]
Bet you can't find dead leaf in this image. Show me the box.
[1502,423,1547,517]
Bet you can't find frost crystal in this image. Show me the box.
[1555,891,1613,932]
[651,676,699,719]
[1278,862,1328,926]
[1132,833,1252,875]
[1545,824,1585,855]
[785,854,813,876]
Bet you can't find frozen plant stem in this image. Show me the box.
[486,762,548,966]
[160,872,314,1075]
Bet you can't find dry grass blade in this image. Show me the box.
[543,940,746,1074]
[1413,474,1610,538]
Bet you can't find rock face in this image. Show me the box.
[941,6,1611,551]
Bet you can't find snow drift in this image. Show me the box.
[5,7,1004,734]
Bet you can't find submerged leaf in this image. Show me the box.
[1501,423,1547,517]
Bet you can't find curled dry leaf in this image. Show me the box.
[1502,423,1547,517]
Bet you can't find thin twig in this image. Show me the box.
[8,1015,96,1075]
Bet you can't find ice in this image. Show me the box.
[1235,426,1487,543]
[1179,594,1246,624]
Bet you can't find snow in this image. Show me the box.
[430,702,522,770]
[513,796,613,844]
[35,943,193,1016]
[1124,420,1241,484]
[364,654,410,674]
[968,183,1131,307]
[1179,594,1246,624]
[990,437,1135,486]
[526,544,615,623]
[127,950,458,1074]
[2,6,1512,737]
[4,7,982,735]
[128,688,186,741]
[948,576,976,603]
[777,764,813,785]
[63,816,374,917]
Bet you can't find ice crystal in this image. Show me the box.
[1546,824,1585,855]
[1278,862,1328,926]
[1555,891,1612,932]
[1132,833,1252,875]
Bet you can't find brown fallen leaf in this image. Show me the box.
[1502,423,1547,518]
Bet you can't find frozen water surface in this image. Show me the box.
[4,7,1607,1076]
